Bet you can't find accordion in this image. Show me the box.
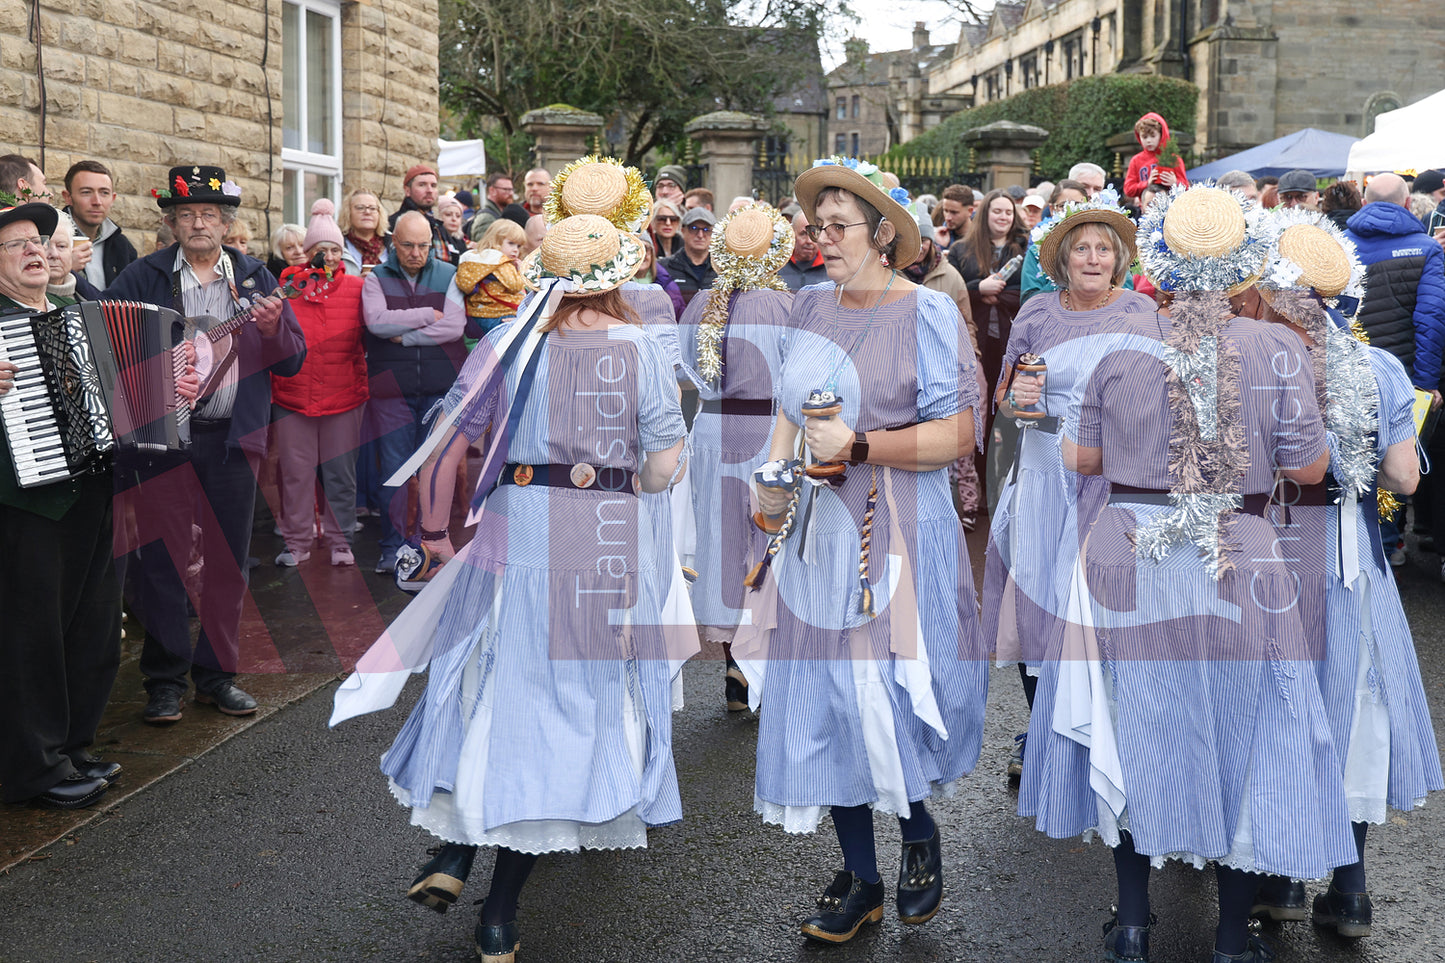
[0,300,190,488]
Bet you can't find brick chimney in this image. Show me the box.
[912,21,929,50]
[844,37,868,62]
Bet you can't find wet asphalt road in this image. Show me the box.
[2,556,1444,963]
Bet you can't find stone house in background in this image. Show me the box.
[825,24,964,157]
[0,0,439,249]
[925,0,1445,160]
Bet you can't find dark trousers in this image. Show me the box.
[371,392,445,558]
[117,424,260,697]
[0,476,121,801]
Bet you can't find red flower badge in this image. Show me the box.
[174,176,191,197]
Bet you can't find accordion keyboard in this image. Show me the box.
[0,312,71,486]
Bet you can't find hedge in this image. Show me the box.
[887,74,1198,181]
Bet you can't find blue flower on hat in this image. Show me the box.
[889,187,910,204]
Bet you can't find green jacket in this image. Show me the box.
[0,292,90,520]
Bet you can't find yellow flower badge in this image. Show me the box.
[208,177,222,190]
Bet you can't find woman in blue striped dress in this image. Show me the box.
[676,204,793,710]
[334,214,686,963]
[980,194,1158,780]
[1035,186,1356,963]
[1244,211,1442,938]
[738,159,988,944]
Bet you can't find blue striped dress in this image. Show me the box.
[1294,344,1443,822]
[980,290,1159,666]
[379,322,688,853]
[677,288,792,641]
[1019,315,1357,879]
[736,283,990,831]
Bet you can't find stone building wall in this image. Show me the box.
[926,0,1445,159]
[0,0,438,249]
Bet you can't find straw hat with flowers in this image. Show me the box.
[521,214,643,293]
[1032,187,1138,287]
[792,157,921,270]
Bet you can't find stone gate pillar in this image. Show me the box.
[684,111,767,207]
[520,106,604,174]
[964,121,1049,193]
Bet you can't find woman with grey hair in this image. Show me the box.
[266,222,307,279]
[649,197,684,260]
[981,194,1157,779]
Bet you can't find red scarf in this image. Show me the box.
[346,231,385,265]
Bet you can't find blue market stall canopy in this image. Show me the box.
[1188,128,1360,181]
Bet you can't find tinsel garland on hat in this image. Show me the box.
[694,205,791,386]
[1130,291,1248,579]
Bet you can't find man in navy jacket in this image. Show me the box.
[105,166,306,725]
[1346,172,1445,405]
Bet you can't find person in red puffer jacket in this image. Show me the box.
[271,198,369,567]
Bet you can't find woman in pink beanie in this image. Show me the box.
[271,198,370,566]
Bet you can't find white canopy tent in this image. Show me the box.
[437,138,487,180]
[1346,89,1445,177]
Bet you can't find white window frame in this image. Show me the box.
[281,0,343,225]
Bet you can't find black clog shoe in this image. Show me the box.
[1312,882,1372,938]
[1102,912,1155,962]
[474,915,520,963]
[1250,876,1307,922]
[407,843,477,913]
[896,828,943,923]
[1212,934,1276,962]
[800,871,885,944]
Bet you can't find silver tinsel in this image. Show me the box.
[1136,183,1268,294]
[1132,491,1243,580]
[1322,318,1381,498]
[1164,336,1220,442]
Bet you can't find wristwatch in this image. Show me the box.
[849,430,869,465]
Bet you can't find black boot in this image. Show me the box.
[1102,912,1155,962]
[474,909,521,963]
[896,828,943,923]
[407,842,477,913]
[1212,935,1276,962]
[1250,876,1307,922]
[725,658,748,712]
[1312,882,1372,938]
[800,871,885,944]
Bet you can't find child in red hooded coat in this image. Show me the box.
[1123,112,1189,202]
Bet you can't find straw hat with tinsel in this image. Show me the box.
[709,204,793,284]
[1031,186,1138,287]
[520,214,643,294]
[1255,206,1366,311]
[1137,183,1267,295]
[694,204,793,385]
[543,156,651,233]
[792,157,921,270]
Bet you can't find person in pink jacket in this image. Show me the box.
[271,199,369,567]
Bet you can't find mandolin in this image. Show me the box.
[189,254,329,398]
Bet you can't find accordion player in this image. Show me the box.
[0,300,193,488]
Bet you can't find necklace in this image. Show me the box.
[823,272,895,393]
[1062,286,1115,312]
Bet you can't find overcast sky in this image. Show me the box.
[820,1,982,70]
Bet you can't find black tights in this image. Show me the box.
[480,848,539,925]
[831,800,938,884]
[1333,821,1369,893]
[1111,834,1260,957]
[1017,661,1038,711]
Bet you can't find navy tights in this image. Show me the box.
[480,848,538,925]
[831,800,937,885]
